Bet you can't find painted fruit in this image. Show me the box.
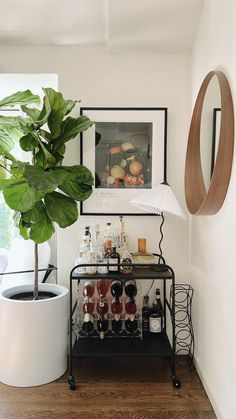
[109,146,121,155]
[129,161,143,176]
[111,165,126,179]
[122,142,135,152]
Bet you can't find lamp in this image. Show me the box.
[130,180,185,264]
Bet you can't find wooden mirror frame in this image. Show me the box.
[185,70,234,215]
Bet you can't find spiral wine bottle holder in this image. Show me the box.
[169,284,194,369]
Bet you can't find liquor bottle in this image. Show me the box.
[103,222,114,252]
[75,250,86,274]
[92,224,103,261]
[85,250,97,275]
[142,295,150,333]
[149,288,163,334]
[108,246,120,273]
[104,240,112,258]
[81,313,94,335]
[83,297,95,315]
[124,279,137,300]
[111,297,123,334]
[120,243,133,275]
[111,279,123,300]
[83,280,95,298]
[117,215,127,254]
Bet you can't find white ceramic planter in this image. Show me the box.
[0,283,69,387]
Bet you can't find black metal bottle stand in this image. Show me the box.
[68,255,181,390]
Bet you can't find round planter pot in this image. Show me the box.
[0,283,69,387]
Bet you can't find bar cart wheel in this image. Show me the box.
[172,377,181,388]
[68,375,76,390]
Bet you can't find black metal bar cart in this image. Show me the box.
[68,256,181,390]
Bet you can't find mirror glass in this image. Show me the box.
[200,75,221,189]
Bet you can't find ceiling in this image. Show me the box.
[0,0,204,53]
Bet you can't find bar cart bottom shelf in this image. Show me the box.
[68,334,181,390]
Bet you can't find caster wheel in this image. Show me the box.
[68,375,76,390]
[172,377,181,388]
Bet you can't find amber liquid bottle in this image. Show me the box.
[108,247,120,273]
[83,280,95,298]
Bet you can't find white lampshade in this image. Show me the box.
[130,182,186,219]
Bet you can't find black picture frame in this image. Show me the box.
[80,107,167,216]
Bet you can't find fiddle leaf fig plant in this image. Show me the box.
[0,88,94,299]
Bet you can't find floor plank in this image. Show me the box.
[0,358,216,419]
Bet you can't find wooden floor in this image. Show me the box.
[0,358,216,419]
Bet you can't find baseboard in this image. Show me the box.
[194,356,224,419]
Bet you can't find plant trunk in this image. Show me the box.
[33,243,39,300]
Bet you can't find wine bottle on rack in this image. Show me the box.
[124,279,137,301]
[111,279,123,300]
[83,280,95,298]
[82,313,94,335]
[111,298,123,335]
[125,297,137,334]
[83,297,95,315]
[97,300,109,340]
[97,279,110,300]
[108,246,120,273]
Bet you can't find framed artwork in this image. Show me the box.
[80,107,167,215]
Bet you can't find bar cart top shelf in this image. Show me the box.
[71,264,174,281]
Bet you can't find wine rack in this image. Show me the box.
[68,258,182,391]
[76,279,143,339]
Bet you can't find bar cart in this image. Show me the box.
[68,256,181,390]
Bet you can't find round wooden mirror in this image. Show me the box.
[185,70,234,215]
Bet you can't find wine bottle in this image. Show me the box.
[111,318,122,335]
[82,297,94,315]
[125,298,137,316]
[97,279,110,299]
[96,300,109,317]
[108,246,120,273]
[82,313,94,335]
[124,279,137,300]
[97,317,109,340]
[142,295,150,333]
[149,288,163,333]
[111,279,123,301]
[83,280,95,298]
[125,316,138,334]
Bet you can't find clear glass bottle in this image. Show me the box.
[108,246,120,273]
[120,243,133,275]
[86,251,97,275]
[103,222,114,252]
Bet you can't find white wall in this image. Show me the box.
[190,1,236,418]
[0,46,191,297]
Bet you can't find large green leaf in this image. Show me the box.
[20,133,39,151]
[0,178,14,190]
[64,99,79,116]
[24,165,60,192]
[21,105,41,121]
[22,201,46,223]
[10,161,27,178]
[29,216,55,243]
[0,90,40,108]
[0,145,17,162]
[0,115,22,128]
[19,219,30,240]
[45,191,78,228]
[3,180,37,212]
[53,115,93,152]
[54,165,94,201]
[43,88,65,139]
